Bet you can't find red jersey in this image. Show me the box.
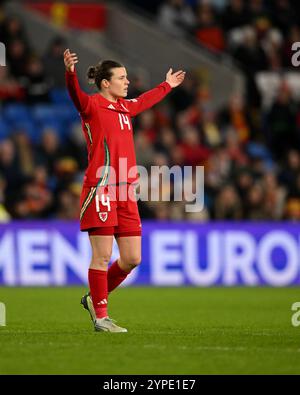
[65,70,171,187]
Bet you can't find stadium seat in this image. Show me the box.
[2,104,31,123]
[0,119,9,140]
[53,104,79,123]
[50,88,71,104]
[284,72,300,101]
[31,104,57,122]
[40,119,67,142]
[8,119,40,143]
[246,142,272,161]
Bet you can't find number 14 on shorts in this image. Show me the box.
[96,193,111,212]
[95,194,111,222]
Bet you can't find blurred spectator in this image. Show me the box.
[225,128,248,166]
[1,15,29,47]
[155,126,177,159]
[262,171,287,219]
[127,73,146,98]
[219,92,252,143]
[169,144,185,167]
[214,183,243,219]
[65,122,88,171]
[270,0,295,37]
[12,130,35,176]
[233,26,268,106]
[157,0,196,38]
[248,0,270,23]
[55,185,80,220]
[267,82,297,159]
[43,36,67,88]
[178,125,211,166]
[135,130,156,169]
[136,110,157,142]
[0,138,25,195]
[0,64,24,103]
[169,72,196,112]
[22,57,51,104]
[235,167,254,201]
[151,201,171,220]
[201,108,222,147]
[245,182,267,219]
[6,39,30,79]
[280,149,300,194]
[54,157,79,189]
[222,0,249,32]
[205,144,232,191]
[20,170,53,218]
[0,0,5,23]
[284,197,300,221]
[194,3,225,51]
[35,128,65,174]
[10,194,31,219]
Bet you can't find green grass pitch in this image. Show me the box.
[0,287,300,374]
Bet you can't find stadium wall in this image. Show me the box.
[0,221,300,287]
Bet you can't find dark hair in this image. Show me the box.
[87,60,124,89]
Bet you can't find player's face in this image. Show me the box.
[108,67,130,98]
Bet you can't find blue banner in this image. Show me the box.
[0,221,300,286]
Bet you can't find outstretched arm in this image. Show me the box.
[126,68,186,117]
[64,49,90,115]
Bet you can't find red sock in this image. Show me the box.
[88,268,108,319]
[107,260,129,293]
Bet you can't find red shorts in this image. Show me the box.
[79,183,141,237]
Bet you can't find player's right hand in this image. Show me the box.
[64,49,78,72]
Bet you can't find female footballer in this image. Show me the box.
[64,49,185,332]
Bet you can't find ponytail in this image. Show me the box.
[86,60,123,89]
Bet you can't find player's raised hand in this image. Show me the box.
[64,49,78,72]
[165,68,186,88]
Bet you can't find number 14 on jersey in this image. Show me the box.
[118,114,131,130]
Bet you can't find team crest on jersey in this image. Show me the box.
[99,212,108,222]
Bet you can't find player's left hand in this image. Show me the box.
[165,68,186,88]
